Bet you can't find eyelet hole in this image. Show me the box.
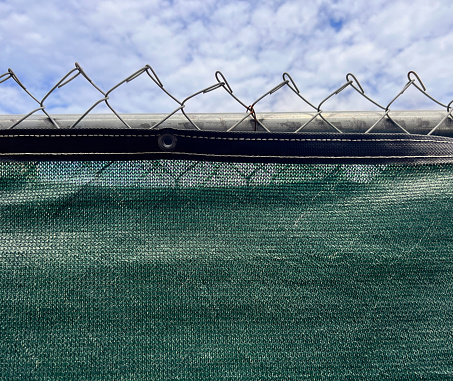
[158,134,177,151]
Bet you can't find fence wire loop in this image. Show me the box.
[5,69,23,89]
[144,65,164,88]
[283,72,299,94]
[0,63,452,135]
[3,69,41,104]
[346,73,365,94]
[215,71,233,94]
[408,71,426,91]
[58,63,100,90]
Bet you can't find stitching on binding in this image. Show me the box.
[0,133,452,144]
[1,151,453,159]
[176,135,452,144]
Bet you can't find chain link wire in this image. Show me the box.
[1,62,452,134]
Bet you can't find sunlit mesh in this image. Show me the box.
[1,160,452,379]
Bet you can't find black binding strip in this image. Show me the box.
[1,128,453,164]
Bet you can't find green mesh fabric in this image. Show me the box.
[1,161,452,379]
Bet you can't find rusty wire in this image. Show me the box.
[0,62,452,134]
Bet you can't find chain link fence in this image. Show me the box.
[2,64,453,380]
[1,63,452,134]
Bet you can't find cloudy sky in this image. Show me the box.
[0,0,452,117]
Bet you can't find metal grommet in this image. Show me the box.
[158,133,177,151]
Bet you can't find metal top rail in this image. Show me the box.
[0,111,452,136]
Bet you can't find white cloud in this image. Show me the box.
[0,0,452,117]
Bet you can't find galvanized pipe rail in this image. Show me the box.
[0,111,452,136]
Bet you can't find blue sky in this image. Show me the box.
[0,0,452,116]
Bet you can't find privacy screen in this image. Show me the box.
[1,160,452,379]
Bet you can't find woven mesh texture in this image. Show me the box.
[1,161,452,379]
